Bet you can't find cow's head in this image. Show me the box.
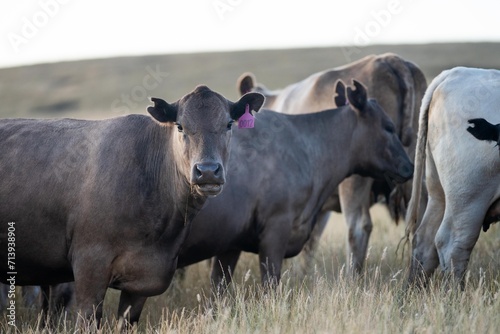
[467,118,500,153]
[148,85,265,197]
[337,79,414,184]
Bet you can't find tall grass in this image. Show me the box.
[2,205,499,333]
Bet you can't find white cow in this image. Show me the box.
[407,67,500,287]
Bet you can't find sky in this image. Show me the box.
[0,0,499,69]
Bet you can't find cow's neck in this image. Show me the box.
[293,107,358,204]
[166,132,208,226]
[174,182,207,225]
[144,124,208,231]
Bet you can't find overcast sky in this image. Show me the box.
[0,0,498,68]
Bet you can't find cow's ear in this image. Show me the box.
[333,80,347,107]
[230,92,265,120]
[347,79,367,112]
[147,97,177,123]
[237,72,257,96]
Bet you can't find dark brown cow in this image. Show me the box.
[237,53,427,274]
[0,85,264,325]
[178,80,413,288]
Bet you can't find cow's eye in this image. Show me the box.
[175,123,183,132]
[227,120,235,130]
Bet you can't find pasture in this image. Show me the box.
[1,42,499,333]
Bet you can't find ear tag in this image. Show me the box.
[238,104,255,129]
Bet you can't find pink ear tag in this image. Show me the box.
[238,104,255,129]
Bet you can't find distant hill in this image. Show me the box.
[0,42,499,119]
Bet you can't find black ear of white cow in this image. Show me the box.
[230,92,265,120]
[347,80,368,112]
[147,97,177,123]
[333,80,347,107]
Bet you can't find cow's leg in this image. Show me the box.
[72,261,109,328]
[435,198,488,288]
[110,250,175,324]
[258,250,284,288]
[301,195,340,274]
[339,175,374,275]
[40,283,74,328]
[409,198,444,286]
[117,291,147,326]
[258,223,290,287]
[40,285,50,313]
[40,285,51,327]
[22,285,41,308]
[300,211,330,275]
[211,250,241,294]
[302,212,330,261]
[408,152,444,287]
[51,283,74,313]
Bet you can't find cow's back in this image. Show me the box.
[273,55,398,110]
[270,54,423,147]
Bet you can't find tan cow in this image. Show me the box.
[237,53,427,274]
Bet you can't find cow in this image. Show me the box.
[0,85,265,326]
[237,53,427,274]
[177,80,414,289]
[406,67,500,288]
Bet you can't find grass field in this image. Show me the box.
[0,42,499,333]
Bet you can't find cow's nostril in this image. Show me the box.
[195,165,203,178]
[214,164,221,176]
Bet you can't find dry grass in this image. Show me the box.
[2,205,498,333]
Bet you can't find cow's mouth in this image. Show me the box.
[195,183,223,196]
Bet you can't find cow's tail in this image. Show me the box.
[404,69,451,238]
[385,54,416,147]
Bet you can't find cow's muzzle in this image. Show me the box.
[192,162,225,196]
[385,160,414,184]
